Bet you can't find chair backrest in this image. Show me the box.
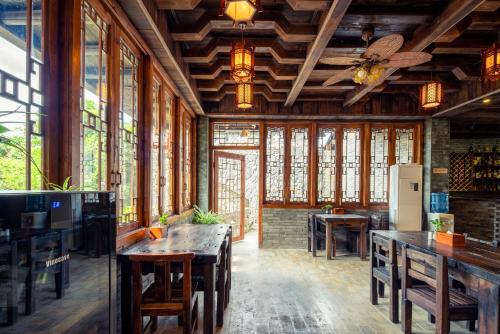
[129,252,195,313]
[371,235,397,268]
[402,246,448,312]
[30,231,66,274]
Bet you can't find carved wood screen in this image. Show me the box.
[118,40,139,226]
[80,1,109,191]
[150,79,161,220]
[265,126,285,202]
[370,128,389,203]
[214,151,245,241]
[317,127,337,203]
[213,122,260,147]
[341,128,361,203]
[395,128,414,164]
[0,0,44,189]
[289,127,309,203]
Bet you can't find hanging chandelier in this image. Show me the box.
[230,42,254,83]
[220,0,261,25]
[235,82,253,109]
[420,81,443,109]
[482,34,500,81]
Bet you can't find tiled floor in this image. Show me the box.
[156,231,474,334]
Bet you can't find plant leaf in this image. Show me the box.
[0,124,10,134]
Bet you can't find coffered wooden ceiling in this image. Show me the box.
[155,0,499,110]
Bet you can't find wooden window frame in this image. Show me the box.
[258,121,422,210]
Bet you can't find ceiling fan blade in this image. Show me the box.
[363,34,404,61]
[319,56,362,66]
[381,52,433,68]
[322,67,355,87]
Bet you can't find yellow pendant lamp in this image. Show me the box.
[220,0,261,24]
[230,42,254,83]
[235,82,253,109]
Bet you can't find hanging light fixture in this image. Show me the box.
[482,32,500,82]
[420,81,443,109]
[220,0,261,25]
[235,82,253,109]
[230,42,254,83]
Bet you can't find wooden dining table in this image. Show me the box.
[118,224,232,334]
[314,214,369,260]
[372,230,500,334]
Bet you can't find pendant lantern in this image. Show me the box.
[220,0,261,24]
[482,42,500,82]
[419,81,443,109]
[235,82,253,109]
[230,42,254,83]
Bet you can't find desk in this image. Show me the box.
[372,230,500,334]
[119,224,231,334]
[315,214,369,260]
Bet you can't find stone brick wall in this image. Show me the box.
[262,208,388,249]
[197,116,209,211]
[450,196,500,242]
[423,118,450,229]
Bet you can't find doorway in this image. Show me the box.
[210,122,261,245]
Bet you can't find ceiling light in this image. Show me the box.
[483,98,492,104]
[230,42,254,83]
[220,0,261,25]
[236,82,253,109]
[420,82,443,109]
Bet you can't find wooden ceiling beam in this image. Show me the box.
[171,11,317,43]
[284,0,352,107]
[190,58,298,80]
[475,0,500,11]
[202,85,287,102]
[197,73,292,93]
[432,39,493,55]
[182,37,306,65]
[343,0,486,107]
[285,0,330,11]
[154,0,200,9]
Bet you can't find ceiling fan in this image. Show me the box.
[320,30,432,87]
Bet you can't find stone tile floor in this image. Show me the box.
[156,231,474,334]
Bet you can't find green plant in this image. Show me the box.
[322,204,333,211]
[159,213,169,225]
[431,219,445,232]
[192,205,221,225]
[47,176,79,191]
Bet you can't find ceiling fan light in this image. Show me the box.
[236,82,253,109]
[366,64,385,84]
[420,82,443,109]
[222,0,259,24]
[482,42,500,82]
[353,66,369,84]
[230,42,254,83]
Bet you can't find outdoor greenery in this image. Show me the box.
[192,205,222,225]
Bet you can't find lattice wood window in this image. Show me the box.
[213,122,259,146]
[150,80,160,220]
[370,128,389,203]
[80,1,109,191]
[289,127,309,202]
[0,0,44,190]
[395,128,414,164]
[118,40,139,226]
[265,126,285,202]
[341,128,361,203]
[317,127,336,203]
[183,114,193,209]
[161,90,174,215]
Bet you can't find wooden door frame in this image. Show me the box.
[213,150,246,242]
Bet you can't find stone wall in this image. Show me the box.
[423,118,450,228]
[262,208,388,249]
[197,116,209,211]
[450,195,500,242]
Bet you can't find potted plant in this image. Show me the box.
[321,204,333,214]
[430,218,445,232]
[192,205,221,225]
[150,213,171,239]
[431,218,465,247]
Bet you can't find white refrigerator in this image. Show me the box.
[389,164,423,231]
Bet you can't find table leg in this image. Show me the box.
[477,279,500,334]
[326,222,332,260]
[120,259,132,334]
[312,216,317,257]
[360,223,367,260]
[203,262,216,334]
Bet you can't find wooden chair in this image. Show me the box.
[26,230,67,315]
[0,242,18,325]
[130,253,198,334]
[308,213,336,257]
[401,246,478,334]
[370,235,399,323]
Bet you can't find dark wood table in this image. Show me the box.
[372,230,500,334]
[315,214,369,260]
[118,224,231,334]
